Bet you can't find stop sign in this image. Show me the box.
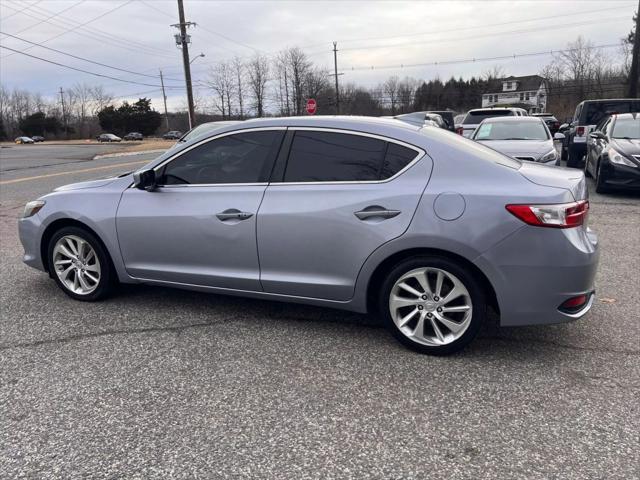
[306,98,317,115]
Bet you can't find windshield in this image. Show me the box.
[463,111,513,125]
[612,118,640,139]
[583,101,640,125]
[473,120,549,141]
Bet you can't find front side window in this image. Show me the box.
[159,130,283,185]
[283,131,418,182]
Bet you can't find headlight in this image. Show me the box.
[540,149,557,162]
[608,147,636,167]
[23,200,45,218]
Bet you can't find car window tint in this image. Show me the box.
[284,131,387,182]
[381,143,418,179]
[160,130,283,185]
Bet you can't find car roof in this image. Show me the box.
[610,112,639,120]
[578,98,640,105]
[237,115,423,133]
[480,116,543,123]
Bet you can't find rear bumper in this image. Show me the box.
[475,225,599,327]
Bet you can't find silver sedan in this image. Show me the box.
[472,116,564,165]
[18,116,598,355]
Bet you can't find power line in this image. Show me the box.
[0,31,184,81]
[1,0,136,59]
[339,16,629,53]
[344,43,622,71]
[0,0,42,20]
[136,0,260,54]
[1,0,176,60]
[311,5,637,48]
[2,0,85,36]
[0,45,186,89]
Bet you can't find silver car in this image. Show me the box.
[18,117,599,355]
[472,116,564,164]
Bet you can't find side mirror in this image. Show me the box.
[553,132,566,140]
[133,169,157,191]
[589,132,604,140]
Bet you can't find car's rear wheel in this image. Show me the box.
[378,256,485,355]
[47,226,115,301]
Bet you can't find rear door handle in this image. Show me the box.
[216,209,254,221]
[354,207,401,221]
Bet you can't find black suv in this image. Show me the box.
[124,132,143,141]
[426,111,456,132]
[566,98,640,168]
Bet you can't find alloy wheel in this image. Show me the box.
[52,235,101,295]
[389,267,473,346]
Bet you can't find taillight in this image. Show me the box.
[456,127,464,135]
[576,126,585,136]
[505,200,589,228]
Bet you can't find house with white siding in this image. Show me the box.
[481,75,548,113]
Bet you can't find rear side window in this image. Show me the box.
[582,101,640,125]
[283,131,418,182]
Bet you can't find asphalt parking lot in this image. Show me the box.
[1,144,638,479]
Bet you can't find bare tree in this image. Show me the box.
[279,47,312,115]
[207,61,235,118]
[247,53,269,117]
[383,76,400,114]
[232,57,245,119]
[397,77,418,113]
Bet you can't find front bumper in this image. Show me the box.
[19,215,46,271]
[475,225,599,327]
[601,161,640,190]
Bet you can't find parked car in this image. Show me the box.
[124,132,143,141]
[566,98,640,168]
[391,112,447,129]
[19,117,598,355]
[175,121,241,145]
[531,113,560,135]
[14,136,34,144]
[585,113,640,193]
[471,116,563,165]
[162,130,183,140]
[426,111,456,132]
[97,133,122,143]
[31,135,45,142]
[457,108,522,138]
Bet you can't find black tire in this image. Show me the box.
[377,255,486,356]
[595,160,609,194]
[47,226,116,301]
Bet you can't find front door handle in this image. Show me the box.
[216,209,254,221]
[354,207,401,221]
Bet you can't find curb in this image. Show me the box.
[93,149,167,160]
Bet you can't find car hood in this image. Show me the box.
[611,138,640,156]
[54,177,118,191]
[518,161,587,200]
[477,139,552,158]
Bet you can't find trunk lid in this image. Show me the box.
[518,162,587,200]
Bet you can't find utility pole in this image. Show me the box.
[173,0,196,129]
[59,87,68,139]
[628,1,640,97]
[333,42,340,114]
[159,69,170,131]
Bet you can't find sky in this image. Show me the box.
[0,0,637,112]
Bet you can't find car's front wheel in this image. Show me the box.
[595,160,609,194]
[47,226,115,301]
[378,256,485,355]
